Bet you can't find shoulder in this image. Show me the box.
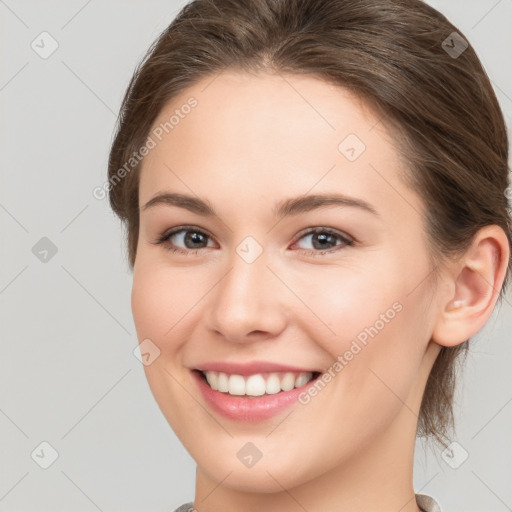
[173,497,441,512]
[171,503,195,512]
[416,493,443,512]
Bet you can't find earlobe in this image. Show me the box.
[431,225,510,348]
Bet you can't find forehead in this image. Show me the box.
[138,70,421,220]
[145,70,387,158]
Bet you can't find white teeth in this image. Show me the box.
[294,372,312,388]
[202,370,315,396]
[245,374,267,396]
[265,373,282,394]
[228,375,246,395]
[217,372,229,392]
[205,371,218,390]
[281,372,296,391]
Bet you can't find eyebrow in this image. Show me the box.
[141,191,379,218]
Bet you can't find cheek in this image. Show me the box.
[299,266,401,346]
[131,270,161,341]
[130,265,197,435]
[303,265,430,400]
[130,264,184,351]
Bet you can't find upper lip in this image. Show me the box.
[194,361,321,376]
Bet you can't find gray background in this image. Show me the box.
[1,0,511,511]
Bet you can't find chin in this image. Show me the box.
[197,452,324,494]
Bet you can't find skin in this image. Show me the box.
[130,70,509,512]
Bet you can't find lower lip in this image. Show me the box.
[191,370,318,422]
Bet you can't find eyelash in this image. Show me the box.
[151,225,355,257]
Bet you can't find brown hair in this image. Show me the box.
[107,0,512,448]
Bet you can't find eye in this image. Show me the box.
[291,227,354,256]
[152,226,215,255]
[152,225,354,256]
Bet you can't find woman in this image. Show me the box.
[107,0,511,510]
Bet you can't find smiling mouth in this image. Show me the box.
[194,369,322,397]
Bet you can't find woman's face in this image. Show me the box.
[132,70,442,492]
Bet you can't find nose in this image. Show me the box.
[205,246,287,344]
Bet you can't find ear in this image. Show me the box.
[431,225,510,347]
